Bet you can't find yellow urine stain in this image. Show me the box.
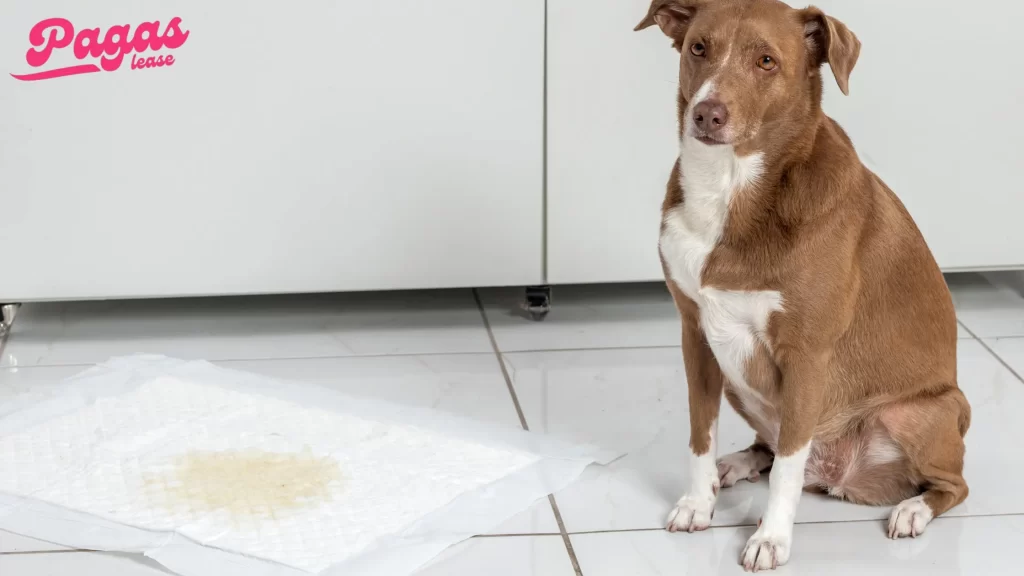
[148,448,343,521]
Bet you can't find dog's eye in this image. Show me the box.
[690,42,706,57]
[757,55,777,71]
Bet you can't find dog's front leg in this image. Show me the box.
[666,297,725,533]
[741,351,826,572]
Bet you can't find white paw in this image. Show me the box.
[666,492,716,533]
[888,495,934,539]
[717,451,763,488]
[741,529,791,572]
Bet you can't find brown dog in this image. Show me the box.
[635,0,970,571]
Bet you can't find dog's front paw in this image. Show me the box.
[741,529,791,572]
[888,495,934,539]
[666,492,716,533]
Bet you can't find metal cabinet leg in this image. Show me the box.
[522,286,551,322]
[1,303,21,334]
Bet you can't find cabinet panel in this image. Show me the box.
[547,0,676,284]
[0,0,544,301]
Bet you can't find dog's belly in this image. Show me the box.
[805,426,918,506]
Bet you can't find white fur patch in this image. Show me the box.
[865,435,904,466]
[699,287,782,438]
[888,495,934,539]
[659,79,781,447]
[741,442,811,571]
[667,420,719,533]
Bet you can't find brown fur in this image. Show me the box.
[640,0,970,519]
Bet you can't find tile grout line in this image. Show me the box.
[957,319,1024,385]
[4,333,994,372]
[9,510,1024,557]
[471,289,584,576]
[0,549,85,556]
[561,510,1024,537]
[0,346,697,372]
[472,289,530,431]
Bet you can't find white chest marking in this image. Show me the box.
[659,81,782,407]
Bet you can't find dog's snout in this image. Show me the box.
[692,100,729,133]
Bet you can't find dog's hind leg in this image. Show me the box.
[718,438,774,488]
[882,390,970,539]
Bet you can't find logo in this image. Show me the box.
[11,17,190,81]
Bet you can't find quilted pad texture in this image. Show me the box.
[0,376,540,573]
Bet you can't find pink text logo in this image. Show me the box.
[11,17,190,81]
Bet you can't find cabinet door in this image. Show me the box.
[547,0,677,284]
[547,0,1024,284]
[0,0,544,301]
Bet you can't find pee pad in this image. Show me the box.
[0,356,616,576]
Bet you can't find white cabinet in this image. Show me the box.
[0,0,545,301]
[546,0,1024,283]
[546,0,677,284]
[2,1,1021,302]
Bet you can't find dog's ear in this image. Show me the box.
[635,0,699,46]
[800,6,861,95]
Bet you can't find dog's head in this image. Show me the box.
[636,0,859,151]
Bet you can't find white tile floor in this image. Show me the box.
[1,272,1022,575]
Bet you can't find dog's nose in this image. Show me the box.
[692,100,729,132]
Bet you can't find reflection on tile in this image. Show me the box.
[0,354,555,553]
[571,514,1024,576]
[479,284,680,352]
[414,536,575,576]
[950,272,1024,338]
[1,290,492,367]
[506,340,1024,533]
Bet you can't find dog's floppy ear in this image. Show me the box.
[635,0,699,46]
[800,6,861,95]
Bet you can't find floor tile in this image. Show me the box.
[414,536,575,576]
[980,337,1024,380]
[505,340,1024,533]
[1,290,492,368]
[0,354,556,553]
[571,514,1024,575]
[950,272,1024,338]
[479,283,681,352]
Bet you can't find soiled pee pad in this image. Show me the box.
[0,356,616,576]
